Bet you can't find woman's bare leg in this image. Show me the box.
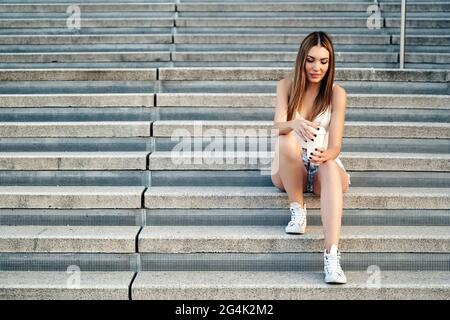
[312,160,349,252]
[271,133,307,206]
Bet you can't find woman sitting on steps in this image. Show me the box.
[271,31,351,284]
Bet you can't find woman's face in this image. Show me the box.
[304,45,330,84]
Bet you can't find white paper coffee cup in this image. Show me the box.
[306,126,326,161]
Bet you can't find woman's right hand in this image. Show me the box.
[290,119,321,142]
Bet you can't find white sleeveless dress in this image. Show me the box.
[292,103,351,185]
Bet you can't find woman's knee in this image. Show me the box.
[318,160,350,192]
[271,174,285,191]
[319,159,339,172]
[278,134,301,159]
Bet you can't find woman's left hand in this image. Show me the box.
[308,147,329,165]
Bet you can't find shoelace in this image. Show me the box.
[325,252,344,276]
[288,207,305,226]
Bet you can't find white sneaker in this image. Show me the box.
[324,245,347,284]
[285,202,307,234]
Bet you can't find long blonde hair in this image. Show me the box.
[286,31,335,122]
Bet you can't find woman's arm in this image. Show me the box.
[273,78,293,135]
[310,85,347,164]
[273,78,320,138]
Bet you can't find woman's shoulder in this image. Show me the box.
[276,76,292,98]
[331,83,347,112]
[332,83,347,98]
[277,76,292,89]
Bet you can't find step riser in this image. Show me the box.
[0,35,172,45]
[148,156,450,172]
[1,171,449,187]
[0,209,143,226]
[158,68,450,82]
[1,108,449,123]
[0,137,446,154]
[0,137,153,152]
[0,186,144,209]
[138,238,450,254]
[0,52,171,63]
[0,122,151,138]
[1,209,448,227]
[153,123,450,139]
[0,20,174,28]
[3,94,447,109]
[0,4,174,13]
[170,52,398,63]
[144,188,450,210]
[132,286,449,300]
[155,138,450,154]
[0,69,157,81]
[1,253,448,272]
[0,271,133,300]
[0,95,154,108]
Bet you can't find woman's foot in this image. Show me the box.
[285,202,307,234]
[324,245,347,284]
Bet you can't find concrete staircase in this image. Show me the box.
[0,0,449,300]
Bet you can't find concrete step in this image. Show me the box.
[0,3,175,13]
[0,93,154,108]
[176,26,448,36]
[0,43,171,53]
[175,61,448,69]
[0,207,448,226]
[0,271,133,300]
[144,186,450,209]
[2,252,449,272]
[171,43,448,53]
[137,225,450,253]
[0,18,174,28]
[0,52,171,63]
[0,137,153,152]
[0,79,446,95]
[406,52,450,64]
[156,93,450,109]
[0,61,400,69]
[0,34,172,45]
[0,68,156,81]
[138,252,450,271]
[175,34,391,45]
[171,52,398,63]
[0,62,169,70]
[177,2,450,13]
[152,120,450,139]
[0,186,144,208]
[0,252,139,271]
[0,225,140,253]
[386,18,450,28]
[156,107,450,122]
[0,121,151,137]
[158,67,450,82]
[175,17,374,28]
[392,35,450,46]
[0,108,154,123]
[156,82,448,95]
[176,2,378,13]
[1,169,448,188]
[0,152,148,170]
[148,152,450,172]
[0,0,174,3]
[145,208,450,227]
[155,137,449,154]
[0,209,144,226]
[132,271,450,300]
[0,27,172,36]
[0,12,175,19]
